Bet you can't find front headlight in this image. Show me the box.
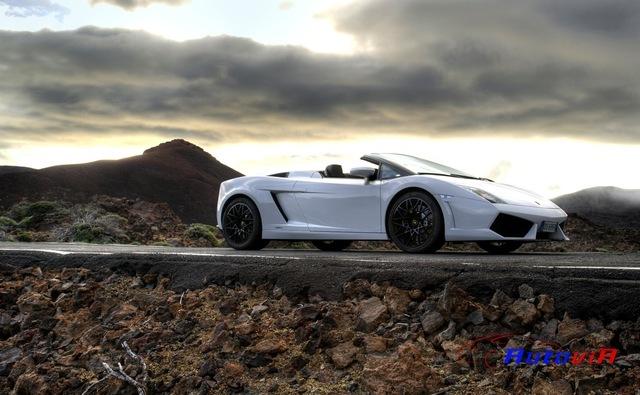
[465,187,505,204]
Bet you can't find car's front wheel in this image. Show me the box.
[222,197,267,250]
[477,241,523,254]
[386,191,444,253]
[311,240,352,251]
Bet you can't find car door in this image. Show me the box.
[294,177,382,233]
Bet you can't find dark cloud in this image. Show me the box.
[330,0,640,140]
[90,0,188,10]
[539,0,640,37]
[0,0,69,21]
[2,0,640,149]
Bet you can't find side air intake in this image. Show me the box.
[270,192,288,222]
[490,214,533,237]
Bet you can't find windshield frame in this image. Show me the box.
[361,153,476,179]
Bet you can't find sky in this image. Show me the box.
[0,0,639,198]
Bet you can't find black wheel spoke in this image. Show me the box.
[223,202,256,244]
[390,197,435,249]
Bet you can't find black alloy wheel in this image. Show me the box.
[387,191,444,253]
[222,197,267,250]
[477,241,523,254]
[311,240,352,251]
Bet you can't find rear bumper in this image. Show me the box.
[444,197,568,242]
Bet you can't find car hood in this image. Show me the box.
[429,176,559,208]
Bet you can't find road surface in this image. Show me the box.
[1,242,639,319]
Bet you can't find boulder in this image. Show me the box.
[489,289,513,310]
[584,329,614,348]
[363,335,387,354]
[356,297,388,332]
[250,339,287,355]
[539,319,559,340]
[342,279,371,299]
[0,347,22,376]
[441,338,470,367]
[536,295,555,315]
[421,311,445,335]
[504,300,539,326]
[223,361,245,377]
[384,287,412,315]
[327,341,358,369]
[437,283,470,321]
[556,314,588,344]
[362,341,435,394]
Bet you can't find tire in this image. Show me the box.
[386,191,444,253]
[311,240,352,251]
[222,197,266,250]
[477,241,523,254]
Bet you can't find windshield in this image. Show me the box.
[376,153,475,178]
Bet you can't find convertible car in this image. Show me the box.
[216,153,568,253]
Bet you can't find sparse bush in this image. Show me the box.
[69,223,106,243]
[15,230,33,242]
[59,205,129,244]
[0,216,17,229]
[95,214,128,237]
[8,200,68,229]
[184,223,221,246]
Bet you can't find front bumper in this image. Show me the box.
[443,197,569,242]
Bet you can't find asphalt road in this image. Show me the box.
[1,242,640,319]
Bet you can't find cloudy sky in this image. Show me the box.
[1,0,639,197]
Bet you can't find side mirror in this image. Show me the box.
[350,167,376,181]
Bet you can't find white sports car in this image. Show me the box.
[217,153,568,254]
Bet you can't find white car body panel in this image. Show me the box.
[217,154,569,243]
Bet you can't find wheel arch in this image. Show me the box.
[383,187,446,237]
[220,193,263,230]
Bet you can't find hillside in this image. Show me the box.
[0,166,34,176]
[0,140,242,225]
[553,186,640,229]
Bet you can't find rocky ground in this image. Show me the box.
[0,197,221,247]
[1,264,640,394]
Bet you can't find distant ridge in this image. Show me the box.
[553,186,640,229]
[0,140,242,224]
[0,166,34,176]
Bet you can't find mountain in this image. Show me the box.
[553,186,640,229]
[0,140,242,225]
[0,166,34,176]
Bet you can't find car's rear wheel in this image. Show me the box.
[477,241,523,254]
[387,191,444,253]
[311,240,352,251]
[222,197,267,250]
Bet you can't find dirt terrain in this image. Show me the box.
[2,264,640,394]
[0,197,220,248]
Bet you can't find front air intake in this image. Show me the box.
[490,214,533,237]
